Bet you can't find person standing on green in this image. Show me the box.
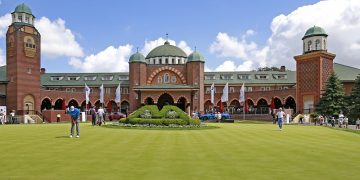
[66,106,80,138]
[276,108,285,130]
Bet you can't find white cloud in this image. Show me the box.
[69,45,132,72]
[0,48,4,66]
[35,17,84,58]
[141,37,192,56]
[215,60,236,71]
[0,14,11,38]
[210,0,360,71]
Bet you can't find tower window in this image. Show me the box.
[315,39,320,50]
[18,15,22,22]
[25,16,29,23]
[307,41,312,51]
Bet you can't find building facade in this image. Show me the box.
[0,4,359,121]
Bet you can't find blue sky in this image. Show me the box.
[1,0,360,73]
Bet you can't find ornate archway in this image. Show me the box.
[256,98,269,114]
[144,97,154,105]
[121,101,129,114]
[107,100,117,113]
[81,100,92,112]
[176,97,186,111]
[41,98,52,111]
[273,97,283,109]
[54,99,65,110]
[23,95,35,114]
[157,93,174,110]
[284,96,296,112]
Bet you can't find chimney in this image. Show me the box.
[40,68,46,74]
[280,66,286,72]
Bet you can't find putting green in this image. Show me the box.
[0,123,359,179]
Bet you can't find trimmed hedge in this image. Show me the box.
[123,105,200,126]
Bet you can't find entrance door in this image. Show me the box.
[23,95,35,114]
[157,93,174,110]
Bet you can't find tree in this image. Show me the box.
[347,74,360,121]
[316,72,345,116]
[256,67,281,71]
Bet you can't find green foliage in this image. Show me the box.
[347,74,360,120]
[316,72,345,116]
[125,105,195,126]
[256,66,281,71]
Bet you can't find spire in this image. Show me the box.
[194,46,197,52]
[164,33,170,45]
[136,47,139,53]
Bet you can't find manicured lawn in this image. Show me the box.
[0,123,359,180]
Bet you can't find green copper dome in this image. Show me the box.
[188,51,205,62]
[129,52,146,63]
[145,41,187,59]
[14,3,32,14]
[302,26,327,40]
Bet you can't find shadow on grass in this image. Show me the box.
[55,135,70,138]
[101,124,220,131]
[323,126,360,135]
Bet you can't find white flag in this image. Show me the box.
[239,83,245,103]
[210,83,215,104]
[221,82,229,102]
[115,83,121,103]
[99,84,104,104]
[84,83,91,105]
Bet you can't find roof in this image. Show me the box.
[14,3,32,14]
[145,41,187,59]
[188,51,205,62]
[133,84,198,90]
[303,26,328,40]
[0,66,7,82]
[41,72,130,87]
[204,70,296,85]
[333,63,360,82]
[129,52,146,63]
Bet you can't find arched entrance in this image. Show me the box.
[68,99,79,108]
[176,97,186,111]
[81,101,92,112]
[54,99,65,110]
[41,98,52,111]
[121,101,129,114]
[246,99,255,113]
[144,97,154,105]
[23,95,35,114]
[273,97,283,109]
[284,96,296,112]
[256,98,269,114]
[157,93,174,110]
[204,100,212,113]
[107,100,117,113]
[230,99,240,114]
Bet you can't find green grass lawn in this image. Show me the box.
[0,123,359,180]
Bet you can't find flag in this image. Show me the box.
[99,84,104,104]
[115,83,121,103]
[270,97,275,110]
[219,100,224,113]
[221,82,229,102]
[84,83,91,105]
[210,83,215,104]
[244,98,249,113]
[239,83,245,103]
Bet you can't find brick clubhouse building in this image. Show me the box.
[0,4,359,122]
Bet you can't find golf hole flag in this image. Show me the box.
[84,83,91,105]
[99,84,104,104]
[239,83,245,103]
[115,83,121,103]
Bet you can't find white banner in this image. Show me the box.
[115,83,121,103]
[210,83,215,104]
[221,82,229,103]
[99,84,104,104]
[84,83,91,105]
[239,83,245,103]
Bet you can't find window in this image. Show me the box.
[66,88,70,92]
[274,75,286,79]
[51,76,63,81]
[205,75,216,80]
[261,87,266,91]
[315,39,320,50]
[171,76,176,83]
[283,86,288,90]
[266,87,271,91]
[25,16,29,23]
[220,74,234,80]
[238,74,250,80]
[118,76,129,80]
[157,76,162,84]
[308,40,312,51]
[27,68,32,74]
[122,88,129,94]
[84,76,96,81]
[164,73,170,83]
[102,75,113,81]
[105,88,111,94]
[205,87,211,94]
[277,86,283,90]
[165,58,168,64]
[71,88,76,92]
[324,40,326,49]
[229,87,235,93]
[68,76,79,81]
[18,15,22,22]
[25,38,35,49]
[256,75,268,79]
[246,87,253,92]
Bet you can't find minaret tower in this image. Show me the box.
[6,3,41,113]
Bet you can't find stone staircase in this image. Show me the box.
[28,115,43,123]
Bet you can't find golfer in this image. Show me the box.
[277,108,285,130]
[66,106,80,138]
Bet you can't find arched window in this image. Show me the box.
[164,73,169,83]
[324,40,326,50]
[307,40,312,51]
[24,37,35,49]
[315,39,320,50]
[171,76,176,83]
[157,76,162,84]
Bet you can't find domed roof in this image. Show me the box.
[14,3,32,14]
[188,51,205,62]
[129,52,146,63]
[145,41,187,59]
[302,26,327,40]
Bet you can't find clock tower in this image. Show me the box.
[6,3,41,114]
